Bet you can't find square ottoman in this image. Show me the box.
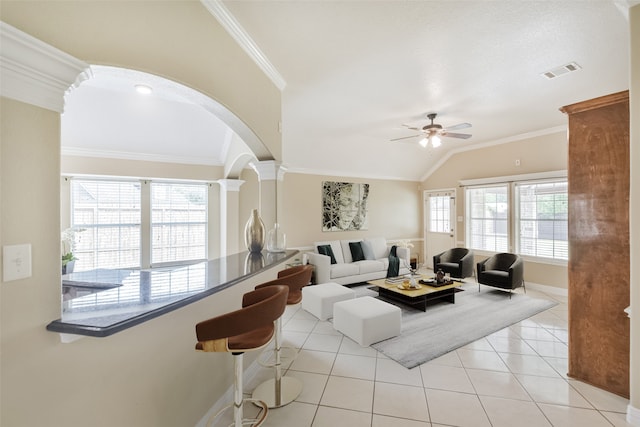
[302,282,356,320]
[333,296,401,346]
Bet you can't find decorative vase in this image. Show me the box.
[266,223,286,253]
[244,209,265,253]
[62,260,75,275]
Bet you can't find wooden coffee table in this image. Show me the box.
[367,276,462,312]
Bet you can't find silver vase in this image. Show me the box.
[244,252,265,274]
[244,208,265,253]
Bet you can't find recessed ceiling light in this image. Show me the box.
[541,62,582,80]
[134,84,153,95]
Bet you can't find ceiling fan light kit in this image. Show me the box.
[391,112,472,148]
[430,135,441,147]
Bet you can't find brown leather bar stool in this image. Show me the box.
[195,285,288,427]
[251,264,313,408]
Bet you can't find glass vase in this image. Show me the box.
[266,223,286,253]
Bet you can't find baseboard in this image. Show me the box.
[628,404,640,426]
[195,357,264,427]
[524,281,568,297]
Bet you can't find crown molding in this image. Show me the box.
[200,0,286,91]
[249,160,287,181]
[0,22,89,113]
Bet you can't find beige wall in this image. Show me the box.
[62,155,225,182]
[281,173,422,256]
[0,2,283,425]
[422,131,569,289]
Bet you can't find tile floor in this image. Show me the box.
[233,284,632,427]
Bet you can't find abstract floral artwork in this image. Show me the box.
[322,181,369,231]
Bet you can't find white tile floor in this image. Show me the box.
[235,284,632,427]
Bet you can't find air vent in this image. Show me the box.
[541,62,582,79]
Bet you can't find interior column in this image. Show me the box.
[218,179,244,257]
[250,160,287,232]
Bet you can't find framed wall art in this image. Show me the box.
[322,181,369,231]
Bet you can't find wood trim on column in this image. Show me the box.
[562,90,630,398]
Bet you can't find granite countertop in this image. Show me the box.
[47,250,298,337]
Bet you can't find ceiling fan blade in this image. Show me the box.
[445,122,472,131]
[402,124,421,131]
[390,134,421,142]
[442,132,472,139]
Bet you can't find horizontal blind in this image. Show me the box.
[71,179,141,270]
[516,180,568,260]
[151,182,207,265]
[466,185,509,252]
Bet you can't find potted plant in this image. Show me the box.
[61,227,84,275]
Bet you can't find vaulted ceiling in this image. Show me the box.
[62,1,634,181]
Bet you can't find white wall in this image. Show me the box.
[628,4,639,424]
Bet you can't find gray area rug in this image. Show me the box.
[353,283,558,369]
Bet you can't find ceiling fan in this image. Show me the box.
[391,113,472,148]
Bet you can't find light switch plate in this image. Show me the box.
[3,244,32,282]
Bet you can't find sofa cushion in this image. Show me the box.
[349,241,365,262]
[365,237,389,260]
[355,260,385,274]
[340,239,362,264]
[330,263,360,279]
[317,244,337,264]
[314,240,344,264]
[361,240,376,260]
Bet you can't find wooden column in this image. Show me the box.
[561,91,630,398]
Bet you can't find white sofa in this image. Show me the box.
[306,237,410,285]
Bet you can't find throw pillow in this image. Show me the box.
[317,244,337,264]
[361,240,375,260]
[349,241,365,262]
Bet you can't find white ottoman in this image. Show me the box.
[333,297,401,346]
[302,282,356,320]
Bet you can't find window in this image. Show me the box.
[69,178,209,272]
[151,182,208,265]
[428,195,451,233]
[462,172,568,263]
[71,179,141,270]
[516,180,568,260]
[466,185,509,252]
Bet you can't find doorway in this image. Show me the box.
[424,189,456,270]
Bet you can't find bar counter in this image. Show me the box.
[47,250,298,338]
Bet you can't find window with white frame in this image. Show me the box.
[428,195,451,233]
[515,180,568,260]
[466,185,509,252]
[151,182,207,265]
[71,179,141,271]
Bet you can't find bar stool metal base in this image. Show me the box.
[207,398,268,427]
[252,376,303,408]
[257,346,298,368]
